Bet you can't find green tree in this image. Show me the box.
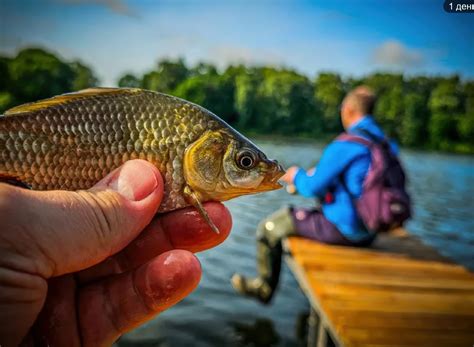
[428,76,463,149]
[141,71,161,91]
[0,92,14,113]
[2,49,473,154]
[253,68,319,134]
[173,72,235,124]
[118,73,141,88]
[400,93,426,147]
[363,73,404,139]
[234,68,262,130]
[457,81,474,146]
[401,76,435,147]
[142,58,189,93]
[314,72,345,133]
[190,62,218,76]
[70,61,99,91]
[8,48,75,103]
[0,57,11,91]
[0,57,14,112]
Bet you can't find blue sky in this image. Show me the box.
[1,0,472,85]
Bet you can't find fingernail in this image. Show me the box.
[108,160,158,201]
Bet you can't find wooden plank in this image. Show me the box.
[328,310,474,331]
[291,247,460,271]
[371,232,452,262]
[312,283,474,303]
[308,270,474,291]
[309,279,474,296]
[287,232,452,263]
[285,255,345,347]
[287,239,409,259]
[340,328,474,346]
[283,236,474,347]
[290,248,450,268]
[319,297,474,315]
[296,257,471,277]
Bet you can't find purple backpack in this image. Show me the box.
[337,131,412,233]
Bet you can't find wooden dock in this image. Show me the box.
[283,230,474,347]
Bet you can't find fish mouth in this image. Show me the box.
[260,160,285,190]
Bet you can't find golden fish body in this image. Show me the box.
[0,88,284,220]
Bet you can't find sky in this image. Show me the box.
[1,0,473,86]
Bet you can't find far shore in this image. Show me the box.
[248,132,474,156]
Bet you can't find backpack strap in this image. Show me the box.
[337,129,390,149]
[336,130,378,200]
[335,133,370,200]
[336,133,373,147]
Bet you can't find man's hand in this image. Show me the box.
[0,160,232,347]
[280,166,300,185]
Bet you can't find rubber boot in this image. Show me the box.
[231,237,283,304]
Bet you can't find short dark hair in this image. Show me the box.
[345,86,377,115]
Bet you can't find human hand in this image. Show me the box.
[0,160,232,347]
[280,166,300,185]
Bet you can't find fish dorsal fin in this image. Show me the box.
[4,88,142,116]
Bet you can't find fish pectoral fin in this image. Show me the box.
[184,186,220,234]
[0,174,32,189]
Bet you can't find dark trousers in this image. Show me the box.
[256,207,374,302]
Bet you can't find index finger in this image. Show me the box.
[78,202,232,283]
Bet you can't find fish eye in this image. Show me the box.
[236,150,257,170]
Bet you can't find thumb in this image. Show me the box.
[0,160,163,278]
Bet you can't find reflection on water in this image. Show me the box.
[120,140,474,346]
[231,318,280,346]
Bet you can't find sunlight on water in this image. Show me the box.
[120,140,474,347]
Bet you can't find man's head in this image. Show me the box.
[340,86,376,130]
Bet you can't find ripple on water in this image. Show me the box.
[122,141,474,346]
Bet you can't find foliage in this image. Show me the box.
[400,93,426,147]
[1,48,99,111]
[457,82,474,145]
[234,68,262,130]
[118,73,141,88]
[8,48,76,103]
[1,48,473,154]
[141,58,189,93]
[314,73,344,133]
[70,61,98,91]
[428,77,463,149]
[0,57,10,91]
[173,72,236,124]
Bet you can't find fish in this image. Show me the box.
[0,88,284,233]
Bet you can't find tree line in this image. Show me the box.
[1,48,473,154]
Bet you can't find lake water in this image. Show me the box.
[119,140,474,347]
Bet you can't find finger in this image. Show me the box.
[0,160,163,279]
[78,250,201,346]
[78,202,232,283]
[33,276,81,347]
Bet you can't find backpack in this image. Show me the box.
[337,130,412,233]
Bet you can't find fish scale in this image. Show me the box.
[0,88,222,212]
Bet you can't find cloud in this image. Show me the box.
[206,45,284,68]
[372,40,424,67]
[58,0,137,18]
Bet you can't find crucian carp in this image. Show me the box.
[0,88,285,233]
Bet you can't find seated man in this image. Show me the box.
[232,86,398,304]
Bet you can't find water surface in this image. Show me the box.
[120,140,474,347]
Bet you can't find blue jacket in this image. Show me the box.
[294,116,392,242]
